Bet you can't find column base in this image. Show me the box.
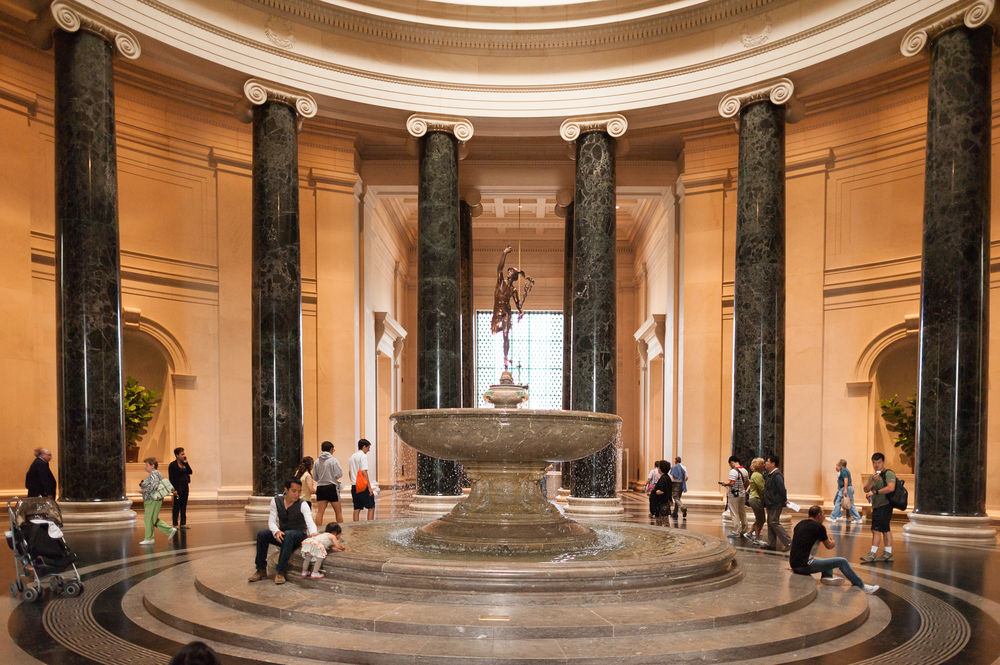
[904,512,997,543]
[556,488,571,505]
[563,496,625,520]
[407,493,465,517]
[244,495,274,518]
[60,500,136,525]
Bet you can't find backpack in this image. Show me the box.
[741,467,751,491]
[884,471,907,511]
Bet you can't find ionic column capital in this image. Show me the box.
[718,77,803,132]
[234,79,318,132]
[26,0,140,59]
[406,114,475,142]
[901,0,997,57]
[559,114,628,142]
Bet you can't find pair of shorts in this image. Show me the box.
[315,484,339,503]
[871,504,893,532]
[352,485,375,510]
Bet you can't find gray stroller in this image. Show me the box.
[6,497,83,602]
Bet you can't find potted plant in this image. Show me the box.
[877,392,916,469]
[124,376,162,463]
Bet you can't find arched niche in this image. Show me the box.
[122,328,173,463]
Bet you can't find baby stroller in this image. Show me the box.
[6,497,83,602]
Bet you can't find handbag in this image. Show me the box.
[841,491,853,511]
[151,476,174,501]
[355,471,369,493]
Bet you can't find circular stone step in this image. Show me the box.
[136,554,872,664]
[287,518,740,604]
[189,556,817,638]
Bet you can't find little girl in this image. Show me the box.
[300,522,347,579]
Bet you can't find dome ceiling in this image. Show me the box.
[6,0,951,132]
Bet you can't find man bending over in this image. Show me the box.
[249,477,318,585]
[789,505,879,595]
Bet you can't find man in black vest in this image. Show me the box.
[248,477,318,584]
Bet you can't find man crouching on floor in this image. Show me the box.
[248,477,318,585]
[789,505,879,595]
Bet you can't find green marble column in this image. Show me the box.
[53,29,126,503]
[561,202,575,492]
[914,25,992,518]
[459,200,475,409]
[416,131,463,497]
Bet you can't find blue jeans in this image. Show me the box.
[254,529,306,574]
[830,486,861,521]
[793,557,864,588]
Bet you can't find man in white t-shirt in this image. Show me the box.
[720,456,750,539]
[349,439,375,521]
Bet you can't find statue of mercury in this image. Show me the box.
[491,244,534,370]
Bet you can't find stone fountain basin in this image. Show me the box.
[391,408,621,462]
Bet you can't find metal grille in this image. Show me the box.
[475,310,564,410]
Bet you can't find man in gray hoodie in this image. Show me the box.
[314,441,344,525]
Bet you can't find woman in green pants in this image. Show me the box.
[139,457,178,545]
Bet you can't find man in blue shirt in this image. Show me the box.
[669,456,688,519]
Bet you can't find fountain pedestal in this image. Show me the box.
[414,461,597,553]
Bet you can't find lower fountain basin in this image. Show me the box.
[392,408,622,553]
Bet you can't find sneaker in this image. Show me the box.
[168,528,178,540]
[852,518,863,524]
[274,573,286,585]
[825,517,838,523]
[310,572,325,580]
[682,509,687,518]
[139,539,155,545]
[180,525,191,530]
[860,552,878,563]
[821,577,847,586]
[863,584,880,595]
[247,569,267,583]
[876,551,893,563]
[301,568,311,578]
[741,532,753,540]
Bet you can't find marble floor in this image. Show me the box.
[2,490,999,664]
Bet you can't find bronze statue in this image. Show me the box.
[491,244,534,370]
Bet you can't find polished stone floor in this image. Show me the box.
[2,490,999,664]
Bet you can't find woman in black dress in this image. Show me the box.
[652,460,674,527]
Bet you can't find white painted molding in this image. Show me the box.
[634,314,667,360]
[901,0,996,57]
[374,312,407,358]
[234,78,318,132]
[27,0,140,59]
[560,114,628,142]
[406,114,475,142]
[718,77,803,132]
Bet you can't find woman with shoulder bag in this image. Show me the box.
[139,457,178,545]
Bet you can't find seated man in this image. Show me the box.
[248,477,318,585]
[789,505,879,595]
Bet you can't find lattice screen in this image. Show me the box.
[475,310,564,410]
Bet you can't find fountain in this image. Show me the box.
[392,370,619,553]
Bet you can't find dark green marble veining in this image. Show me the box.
[731,100,785,468]
[416,132,462,496]
[460,200,474,409]
[54,30,126,503]
[251,101,304,497]
[916,26,992,517]
[570,133,618,499]
[562,202,575,491]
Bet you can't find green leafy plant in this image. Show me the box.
[877,392,917,460]
[124,377,162,449]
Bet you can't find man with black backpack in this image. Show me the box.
[861,452,896,563]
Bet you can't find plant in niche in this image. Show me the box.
[124,376,161,449]
[877,392,917,461]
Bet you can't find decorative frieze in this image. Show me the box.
[406,114,475,142]
[559,114,628,142]
[27,0,140,59]
[901,0,996,57]
[718,78,803,131]
[234,79,317,132]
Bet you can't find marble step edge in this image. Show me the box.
[141,577,871,664]
[193,565,818,639]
